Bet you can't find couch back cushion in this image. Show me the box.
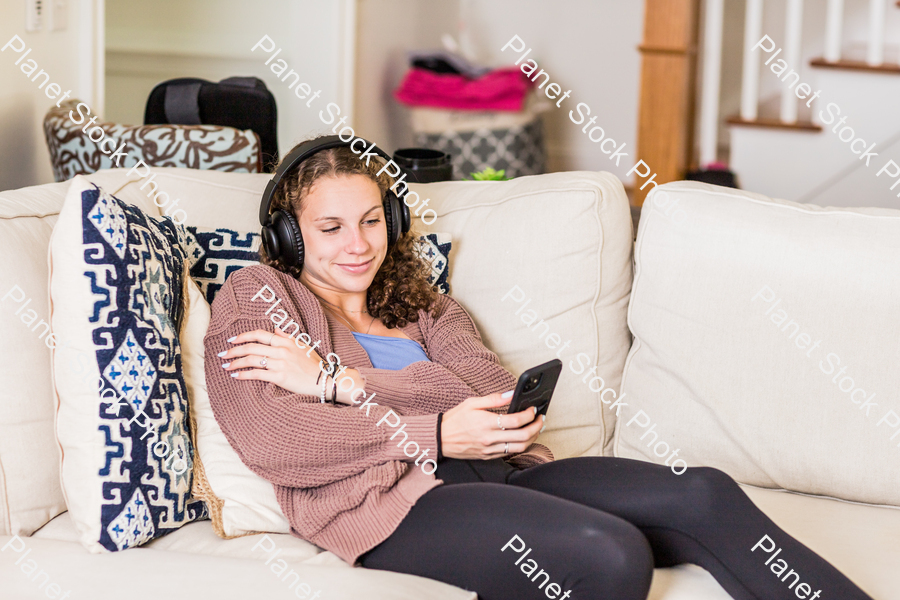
[111,167,268,230]
[414,172,634,457]
[615,182,900,506]
[0,182,70,536]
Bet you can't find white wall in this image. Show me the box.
[720,0,900,125]
[354,0,460,152]
[354,0,644,179]
[105,0,350,161]
[466,0,643,177]
[727,0,900,206]
[0,0,100,190]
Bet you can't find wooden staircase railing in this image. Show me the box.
[635,0,701,206]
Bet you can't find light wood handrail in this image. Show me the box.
[635,0,701,206]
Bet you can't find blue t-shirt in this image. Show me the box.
[351,332,431,371]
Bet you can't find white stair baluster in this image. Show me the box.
[867,0,886,66]
[699,0,725,166]
[740,0,764,121]
[824,0,844,62]
[780,0,804,124]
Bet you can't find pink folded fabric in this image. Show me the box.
[394,67,533,112]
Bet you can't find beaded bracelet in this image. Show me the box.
[319,373,329,404]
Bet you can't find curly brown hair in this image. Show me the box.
[260,136,440,329]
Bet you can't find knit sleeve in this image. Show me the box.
[203,275,439,489]
[354,295,518,415]
[506,442,555,469]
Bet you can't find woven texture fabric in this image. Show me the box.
[43,99,262,182]
[203,264,552,563]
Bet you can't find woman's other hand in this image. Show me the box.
[219,327,325,397]
[440,391,544,460]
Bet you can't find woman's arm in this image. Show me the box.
[354,295,518,415]
[204,270,438,488]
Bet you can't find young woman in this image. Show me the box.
[204,138,873,600]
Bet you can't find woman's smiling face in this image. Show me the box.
[296,174,387,294]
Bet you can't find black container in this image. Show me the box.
[685,167,739,189]
[392,148,453,183]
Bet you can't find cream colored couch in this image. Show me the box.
[0,168,895,599]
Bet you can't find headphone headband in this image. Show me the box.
[258,135,396,226]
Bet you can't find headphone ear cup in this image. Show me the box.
[261,222,280,262]
[384,190,410,247]
[398,192,411,236]
[271,210,304,267]
[383,192,397,247]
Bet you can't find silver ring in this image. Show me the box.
[268,332,275,345]
[260,357,268,368]
[497,416,505,430]
[504,442,509,454]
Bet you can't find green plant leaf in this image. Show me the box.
[468,167,509,181]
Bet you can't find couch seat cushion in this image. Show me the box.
[24,512,476,599]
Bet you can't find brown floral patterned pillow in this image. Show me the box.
[44,99,262,182]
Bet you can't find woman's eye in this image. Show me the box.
[365,219,381,226]
[322,226,340,234]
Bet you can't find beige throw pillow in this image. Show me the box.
[182,279,292,537]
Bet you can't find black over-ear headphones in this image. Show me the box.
[258,135,412,268]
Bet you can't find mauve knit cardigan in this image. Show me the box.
[203,264,553,564]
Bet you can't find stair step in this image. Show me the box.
[810,58,900,74]
[726,116,822,132]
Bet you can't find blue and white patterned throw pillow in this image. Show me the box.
[185,226,262,305]
[50,176,207,553]
[185,228,453,304]
[414,232,452,294]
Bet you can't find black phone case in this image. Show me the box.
[507,359,563,416]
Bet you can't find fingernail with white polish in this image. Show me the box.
[221,363,230,369]
[230,373,238,378]
[540,425,546,433]
[217,351,227,357]
[532,406,537,415]
[542,414,546,421]
[501,390,514,399]
[227,336,237,343]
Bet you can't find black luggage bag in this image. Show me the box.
[144,76,279,172]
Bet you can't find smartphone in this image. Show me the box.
[506,359,562,416]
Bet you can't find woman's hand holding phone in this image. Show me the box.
[440,391,545,460]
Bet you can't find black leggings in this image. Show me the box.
[359,457,873,600]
